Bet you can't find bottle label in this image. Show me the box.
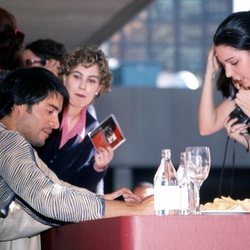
[154,186,181,211]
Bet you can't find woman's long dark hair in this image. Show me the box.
[213,11,250,98]
[216,67,236,98]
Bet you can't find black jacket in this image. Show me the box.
[36,111,107,193]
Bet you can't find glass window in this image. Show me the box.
[151,22,174,44]
[109,43,121,58]
[179,47,203,73]
[110,32,122,43]
[205,1,232,13]
[179,23,202,45]
[123,45,148,61]
[152,46,176,71]
[122,19,147,43]
[149,0,175,21]
[103,0,232,87]
[179,0,202,21]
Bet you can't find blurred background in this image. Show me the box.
[2,0,250,203]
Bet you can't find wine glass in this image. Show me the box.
[185,146,211,214]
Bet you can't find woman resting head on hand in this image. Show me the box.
[213,11,250,150]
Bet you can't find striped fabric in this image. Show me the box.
[0,123,104,226]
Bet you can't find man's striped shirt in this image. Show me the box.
[0,123,104,225]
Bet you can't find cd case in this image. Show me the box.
[88,114,126,150]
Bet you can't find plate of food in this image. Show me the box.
[200,196,250,215]
[201,210,250,215]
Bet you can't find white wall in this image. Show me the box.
[95,87,250,169]
[233,0,250,12]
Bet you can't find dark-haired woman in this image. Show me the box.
[198,11,250,136]
[37,46,114,194]
[213,11,250,148]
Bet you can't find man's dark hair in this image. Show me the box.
[0,67,69,119]
[25,39,66,62]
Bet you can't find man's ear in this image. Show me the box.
[47,59,59,67]
[46,59,60,76]
[13,104,27,114]
[15,104,23,110]
[63,75,67,85]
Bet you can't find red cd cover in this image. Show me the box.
[88,114,126,150]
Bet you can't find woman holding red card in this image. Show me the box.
[37,46,114,194]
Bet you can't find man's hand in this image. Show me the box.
[101,187,141,203]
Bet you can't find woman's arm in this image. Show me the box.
[198,49,235,135]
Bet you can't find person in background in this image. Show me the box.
[0,7,24,78]
[0,67,153,249]
[0,7,50,250]
[21,38,98,119]
[211,11,250,151]
[22,38,66,76]
[133,182,154,199]
[36,46,113,194]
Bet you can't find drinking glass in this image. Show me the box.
[185,146,211,214]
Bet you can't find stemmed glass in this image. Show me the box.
[185,146,211,214]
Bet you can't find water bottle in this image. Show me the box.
[177,152,190,215]
[154,149,181,215]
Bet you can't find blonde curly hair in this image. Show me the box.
[59,46,112,96]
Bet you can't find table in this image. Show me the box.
[41,214,250,250]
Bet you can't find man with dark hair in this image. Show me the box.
[0,67,153,249]
[22,39,66,76]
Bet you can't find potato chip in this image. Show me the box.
[200,196,250,211]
